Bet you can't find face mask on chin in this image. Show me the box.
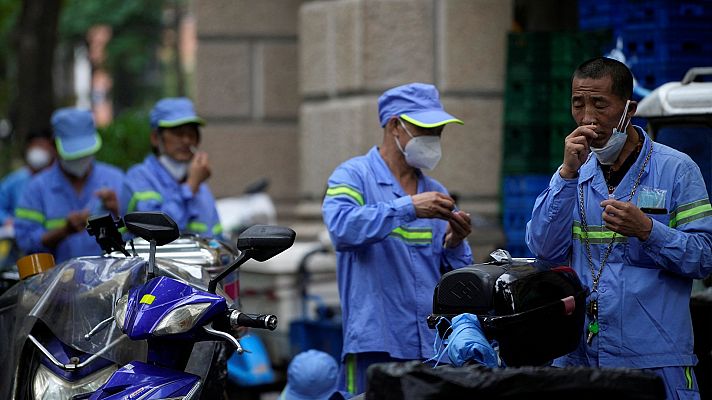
[590,100,631,166]
[156,137,191,181]
[60,156,94,178]
[395,119,442,170]
[158,154,189,181]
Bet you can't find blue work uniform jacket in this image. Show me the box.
[14,162,125,263]
[121,155,222,238]
[322,146,473,362]
[0,167,30,223]
[526,127,712,368]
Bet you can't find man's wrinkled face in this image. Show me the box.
[571,76,629,148]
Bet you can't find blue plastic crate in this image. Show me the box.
[505,237,535,258]
[503,196,539,231]
[656,126,712,199]
[289,319,343,363]
[503,174,552,196]
[631,60,707,90]
[578,0,621,31]
[623,0,712,30]
[623,28,712,65]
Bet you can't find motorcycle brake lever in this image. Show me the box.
[203,324,249,354]
[84,316,115,341]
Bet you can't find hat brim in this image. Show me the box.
[157,116,205,128]
[55,133,102,160]
[280,383,336,400]
[400,111,464,128]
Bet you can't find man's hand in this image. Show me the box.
[186,151,211,194]
[95,188,119,216]
[66,210,90,234]
[560,125,598,179]
[600,199,653,241]
[444,211,472,248]
[411,192,457,220]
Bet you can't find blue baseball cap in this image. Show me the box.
[280,350,338,400]
[51,108,102,160]
[150,97,205,129]
[378,82,464,128]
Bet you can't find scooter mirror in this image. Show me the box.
[237,225,296,262]
[209,225,296,293]
[123,212,180,246]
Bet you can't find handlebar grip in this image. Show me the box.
[229,311,278,331]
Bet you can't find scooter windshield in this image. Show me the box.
[0,255,216,396]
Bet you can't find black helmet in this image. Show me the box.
[427,256,588,367]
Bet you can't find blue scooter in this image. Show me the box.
[81,212,295,399]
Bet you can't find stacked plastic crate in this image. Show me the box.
[579,0,712,91]
[502,31,611,257]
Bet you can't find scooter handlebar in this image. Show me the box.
[229,310,278,331]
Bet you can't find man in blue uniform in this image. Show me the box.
[15,108,124,263]
[0,132,55,226]
[121,97,222,238]
[526,57,712,399]
[322,82,473,396]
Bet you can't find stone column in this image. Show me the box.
[194,0,304,202]
[299,0,512,259]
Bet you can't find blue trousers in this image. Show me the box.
[645,365,699,400]
[337,352,410,396]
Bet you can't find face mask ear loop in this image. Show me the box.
[616,100,631,132]
[398,119,416,140]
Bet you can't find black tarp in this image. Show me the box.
[366,361,666,400]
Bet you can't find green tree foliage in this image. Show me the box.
[95,108,152,171]
[0,0,20,115]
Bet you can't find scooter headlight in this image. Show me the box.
[32,363,116,400]
[152,303,212,336]
[114,294,129,330]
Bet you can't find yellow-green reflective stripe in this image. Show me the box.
[346,354,356,394]
[572,226,627,243]
[212,224,223,235]
[572,226,618,239]
[187,221,208,233]
[45,219,67,230]
[572,221,609,232]
[400,114,464,128]
[15,208,45,224]
[669,202,712,227]
[118,226,128,235]
[128,191,163,213]
[326,185,364,206]
[670,199,709,217]
[685,366,693,389]
[390,227,433,243]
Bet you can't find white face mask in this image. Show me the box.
[26,147,52,171]
[60,156,94,177]
[395,120,442,170]
[156,138,191,181]
[158,154,189,181]
[590,100,631,165]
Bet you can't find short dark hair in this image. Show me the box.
[573,57,633,101]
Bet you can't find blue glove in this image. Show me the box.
[446,313,498,368]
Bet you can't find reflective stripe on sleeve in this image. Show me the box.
[127,191,163,213]
[15,208,45,224]
[325,184,364,206]
[669,199,712,228]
